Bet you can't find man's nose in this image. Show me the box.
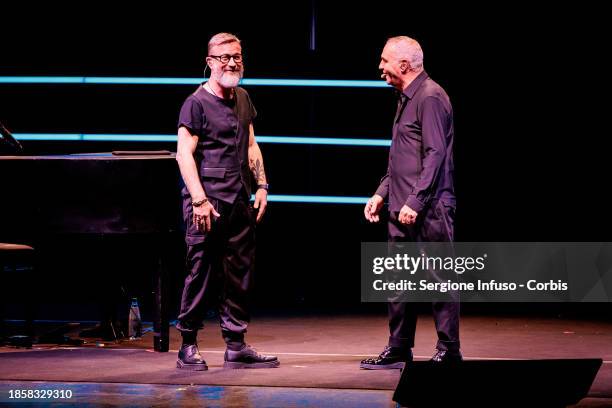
[227,58,238,68]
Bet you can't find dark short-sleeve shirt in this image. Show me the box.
[178,83,257,204]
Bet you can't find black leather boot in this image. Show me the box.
[223,344,279,369]
[360,346,413,369]
[176,344,208,371]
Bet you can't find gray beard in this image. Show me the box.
[215,70,242,88]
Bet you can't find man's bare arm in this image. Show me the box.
[248,124,267,185]
[176,126,206,202]
[248,123,268,223]
[176,126,220,232]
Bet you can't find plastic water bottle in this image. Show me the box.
[128,297,142,339]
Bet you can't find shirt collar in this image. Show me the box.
[402,70,429,100]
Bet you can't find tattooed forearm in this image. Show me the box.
[248,138,267,185]
[249,157,267,184]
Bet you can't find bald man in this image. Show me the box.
[361,36,462,369]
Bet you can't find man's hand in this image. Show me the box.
[399,205,418,225]
[364,194,384,223]
[193,201,220,233]
[254,188,268,223]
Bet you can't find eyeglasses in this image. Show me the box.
[208,54,243,64]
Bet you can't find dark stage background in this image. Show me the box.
[1,4,610,322]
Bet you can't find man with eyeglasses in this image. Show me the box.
[175,32,278,370]
[361,36,462,369]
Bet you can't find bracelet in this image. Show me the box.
[192,198,208,207]
[257,183,269,191]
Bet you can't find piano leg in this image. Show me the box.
[153,237,169,352]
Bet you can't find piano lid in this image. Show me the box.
[0,152,182,237]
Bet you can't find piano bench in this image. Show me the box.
[0,243,36,346]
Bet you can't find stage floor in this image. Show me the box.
[1,314,611,406]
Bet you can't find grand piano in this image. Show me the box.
[0,150,182,352]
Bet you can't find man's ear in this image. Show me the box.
[400,61,410,74]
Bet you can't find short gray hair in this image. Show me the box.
[208,32,241,55]
[386,36,424,70]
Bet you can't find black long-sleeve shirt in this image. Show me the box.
[376,71,455,212]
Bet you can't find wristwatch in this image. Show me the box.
[257,183,269,191]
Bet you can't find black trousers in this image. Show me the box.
[177,191,255,349]
[387,199,460,352]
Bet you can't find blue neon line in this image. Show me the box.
[14,133,84,141]
[0,76,86,84]
[241,78,388,88]
[82,134,177,142]
[13,133,391,146]
[0,76,389,88]
[259,195,369,204]
[256,136,390,146]
[85,77,200,85]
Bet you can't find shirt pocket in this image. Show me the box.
[201,167,226,180]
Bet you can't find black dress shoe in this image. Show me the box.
[430,349,463,363]
[176,344,208,371]
[360,346,412,369]
[224,344,280,369]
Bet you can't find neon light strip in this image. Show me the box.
[257,136,390,146]
[0,76,388,88]
[13,133,391,146]
[259,195,368,204]
[14,133,85,141]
